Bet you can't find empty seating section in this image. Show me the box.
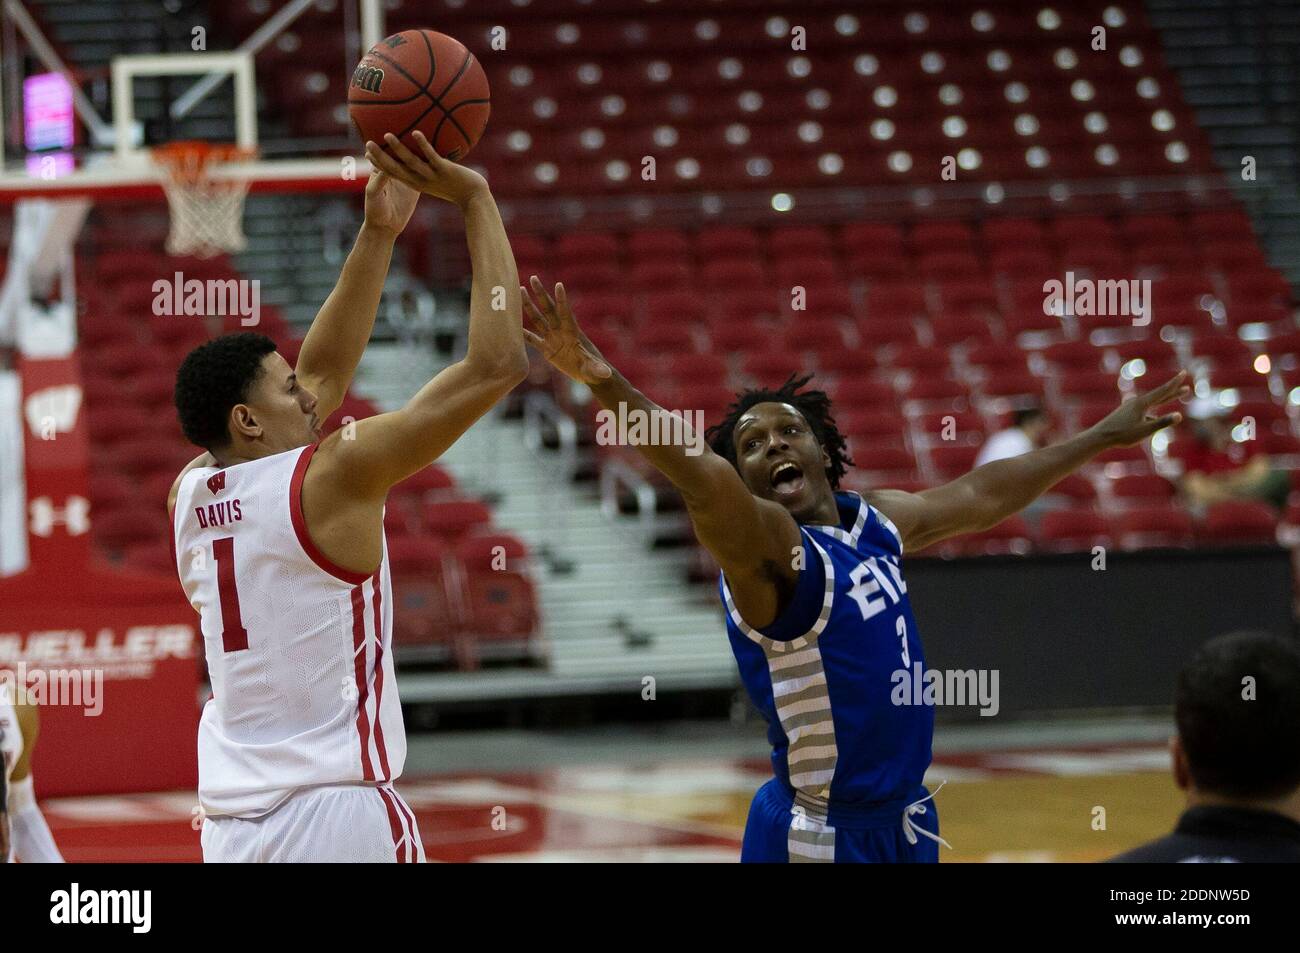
[76,212,538,667]
[213,1,1213,194]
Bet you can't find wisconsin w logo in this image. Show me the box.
[351,64,384,94]
[24,385,82,436]
[206,471,226,495]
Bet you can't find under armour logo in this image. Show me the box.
[207,471,226,495]
[30,495,90,537]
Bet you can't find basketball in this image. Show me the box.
[348,29,490,162]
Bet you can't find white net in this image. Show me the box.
[152,143,254,258]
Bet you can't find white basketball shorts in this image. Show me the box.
[201,783,425,863]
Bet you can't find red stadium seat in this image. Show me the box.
[904,375,969,411]
[1057,370,1120,403]
[742,350,806,388]
[831,377,898,408]
[930,312,995,347]
[966,343,1029,373]
[1114,505,1196,550]
[556,232,621,264]
[646,290,708,324]
[460,572,539,657]
[981,217,1047,249]
[928,444,980,479]
[1110,473,1176,506]
[422,500,493,541]
[837,410,909,448]
[980,371,1044,400]
[387,536,463,651]
[952,515,1033,557]
[1191,336,1251,365]
[814,346,877,378]
[1043,340,1105,372]
[698,226,761,260]
[634,321,700,354]
[888,344,950,373]
[630,260,694,291]
[1198,500,1279,546]
[1038,510,1111,553]
[662,352,729,384]
[858,315,920,348]
[770,226,834,259]
[628,229,692,261]
[1208,364,1274,399]
[781,317,847,353]
[852,444,917,481]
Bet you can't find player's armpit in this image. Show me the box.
[314,355,527,499]
[683,454,804,628]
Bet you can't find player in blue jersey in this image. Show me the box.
[522,276,1189,863]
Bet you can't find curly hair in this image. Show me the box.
[704,373,853,489]
[174,332,278,450]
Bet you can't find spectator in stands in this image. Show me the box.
[1178,398,1288,511]
[974,407,1051,468]
[975,408,1057,524]
[1109,630,1300,862]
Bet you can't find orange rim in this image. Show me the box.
[151,140,256,184]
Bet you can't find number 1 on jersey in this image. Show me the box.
[213,536,249,652]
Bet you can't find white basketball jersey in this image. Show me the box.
[174,443,406,819]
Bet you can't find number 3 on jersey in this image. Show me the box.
[213,536,249,653]
[847,557,909,666]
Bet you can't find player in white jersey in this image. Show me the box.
[167,132,528,862]
[0,684,65,862]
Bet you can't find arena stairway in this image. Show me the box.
[235,193,363,328]
[355,343,738,701]
[1149,0,1300,288]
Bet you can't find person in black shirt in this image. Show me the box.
[1110,630,1300,862]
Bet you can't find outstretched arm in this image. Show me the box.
[316,134,529,495]
[869,372,1190,552]
[293,169,420,420]
[523,278,801,627]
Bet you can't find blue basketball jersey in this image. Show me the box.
[719,492,934,811]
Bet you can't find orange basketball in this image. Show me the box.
[348,29,490,161]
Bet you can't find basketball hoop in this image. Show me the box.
[151,141,256,258]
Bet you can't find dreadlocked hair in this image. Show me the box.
[704,373,853,489]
